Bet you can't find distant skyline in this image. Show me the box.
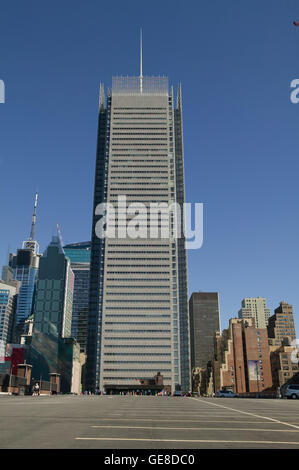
[0,0,299,334]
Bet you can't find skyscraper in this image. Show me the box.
[86,39,190,393]
[29,235,76,391]
[8,193,41,330]
[0,280,19,348]
[189,292,220,370]
[268,301,296,347]
[238,297,270,329]
[32,235,74,340]
[64,242,91,353]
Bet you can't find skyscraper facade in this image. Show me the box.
[238,297,270,329]
[86,67,190,393]
[268,301,296,347]
[29,236,74,389]
[0,281,18,348]
[8,194,41,328]
[64,242,91,353]
[33,236,74,340]
[189,292,220,370]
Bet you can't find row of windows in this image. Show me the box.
[113,112,167,115]
[110,175,168,179]
[112,132,167,136]
[104,329,171,333]
[111,165,169,168]
[105,307,170,310]
[110,189,169,192]
[104,344,171,348]
[112,138,168,142]
[105,315,171,318]
[106,279,170,282]
[111,155,168,158]
[105,300,170,303]
[105,293,170,296]
[113,117,167,121]
[103,361,171,364]
[112,127,167,130]
[106,272,170,275]
[104,353,171,356]
[104,320,171,324]
[102,377,172,380]
[113,107,166,110]
[103,369,172,372]
[110,181,169,184]
[110,171,168,174]
[107,259,169,263]
[107,250,169,254]
[104,337,171,340]
[111,144,168,148]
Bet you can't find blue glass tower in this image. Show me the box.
[9,193,41,328]
[64,242,91,353]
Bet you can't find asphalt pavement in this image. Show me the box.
[0,395,299,449]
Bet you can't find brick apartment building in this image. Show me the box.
[214,318,272,394]
[270,338,299,389]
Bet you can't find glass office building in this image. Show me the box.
[8,193,41,328]
[64,242,91,353]
[0,282,18,348]
[30,236,75,389]
[86,71,190,393]
[9,253,39,326]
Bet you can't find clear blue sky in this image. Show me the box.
[0,0,299,333]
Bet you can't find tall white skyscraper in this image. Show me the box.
[86,42,190,393]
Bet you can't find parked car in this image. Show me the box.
[282,384,299,399]
[173,391,183,396]
[216,390,238,398]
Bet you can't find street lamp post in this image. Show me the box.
[239,366,243,393]
[8,362,13,395]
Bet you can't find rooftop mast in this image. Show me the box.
[139,28,143,94]
[29,192,38,241]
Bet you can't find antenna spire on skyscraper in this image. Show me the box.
[139,28,143,93]
[22,192,40,254]
[29,192,38,241]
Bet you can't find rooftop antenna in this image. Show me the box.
[56,222,65,254]
[29,192,38,241]
[139,28,143,94]
[22,192,40,254]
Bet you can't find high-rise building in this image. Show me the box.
[238,297,270,329]
[189,292,220,370]
[29,235,76,391]
[86,40,190,393]
[32,235,74,340]
[268,301,296,347]
[8,194,41,329]
[214,318,273,394]
[270,338,299,388]
[0,280,19,348]
[64,242,91,353]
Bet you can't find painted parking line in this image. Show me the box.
[100,418,273,423]
[75,437,299,445]
[190,398,299,430]
[91,425,299,433]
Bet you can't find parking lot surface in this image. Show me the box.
[0,395,299,449]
